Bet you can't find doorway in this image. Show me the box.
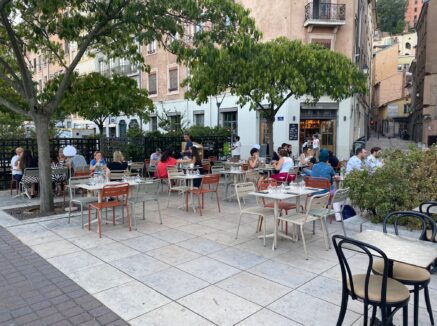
[299,119,336,153]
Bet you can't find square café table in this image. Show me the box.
[353,230,437,270]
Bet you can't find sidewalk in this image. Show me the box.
[365,135,414,152]
[0,226,128,326]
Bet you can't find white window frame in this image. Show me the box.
[167,65,179,94]
[147,40,157,55]
[147,69,158,98]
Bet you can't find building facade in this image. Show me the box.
[409,0,437,146]
[129,0,376,160]
[27,1,376,159]
[405,0,424,31]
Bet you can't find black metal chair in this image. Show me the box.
[372,211,436,326]
[333,235,409,326]
[419,201,437,241]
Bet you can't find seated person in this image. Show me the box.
[150,148,161,167]
[107,151,128,171]
[248,148,260,169]
[328,150,339,170]
[271,149,295,183]
[299,147,313,166]
[309,149,336,193]
[156,148,191,179]
[271,146,281,162]
[90,151,109,176]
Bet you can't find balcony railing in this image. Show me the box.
[304,2,346,27]
[100,64,139,77]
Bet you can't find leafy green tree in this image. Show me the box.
[0,0,258,212]
[184,37,367,154]
[56,72,153,136]
[377,0,407,34]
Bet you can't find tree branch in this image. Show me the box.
[0,56,22,84]
[0,0,12,11]
[0,9,36,106]
[275,91,294,114]
[0,69,25,96]
[0,96,29,117]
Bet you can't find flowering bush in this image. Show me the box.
[344,146,437,226]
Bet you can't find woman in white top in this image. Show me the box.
[299,147,314,166]
[312,134,320,160]
[271,149,295,183]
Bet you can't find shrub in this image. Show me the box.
[344,146,437,227]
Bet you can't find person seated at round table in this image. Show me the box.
[51,153,68,195]
[107,150,128,171]
[271,149,295,183]
[248,148,260,169]
[299,146,314,166]
[156,148,191,179]
[90,151,109,176]
[307,149,336,193]
[328,150,340,170]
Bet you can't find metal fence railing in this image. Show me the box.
[0,135,229,190]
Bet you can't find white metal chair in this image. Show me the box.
[129,180,162,229]
[110,170,128,181]
[277,192,330,259]
[129,162,144,176]
[167,170,189,207]
[235,182,275,246]
[68,176,98,227]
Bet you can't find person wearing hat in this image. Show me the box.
[309,149,335,189]
[150,148,162,167]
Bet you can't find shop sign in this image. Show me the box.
[387,104,399,118]
[277,116,284,121]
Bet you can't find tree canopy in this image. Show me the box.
[0,0,258,212]
[54,72,153,135]
[376,0,407,34]
[184,37,367,153]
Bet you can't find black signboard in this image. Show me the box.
[289,123,299,141]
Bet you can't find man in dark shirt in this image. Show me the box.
[183,133,193,157]
[328,150,339,169]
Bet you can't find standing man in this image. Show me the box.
[183,133,193,157]
[346,147,368,174]
[231,135,241,159]
[312,134,320,161]
[11,147,24,183]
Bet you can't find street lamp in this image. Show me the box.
[362,64,369,75]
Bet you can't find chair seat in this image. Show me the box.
[241,206,275,217]
[426,229,437,242]
[265,201,297,211]
[72,197,99,204]
[278,212,319,225]
[349,274,410,304]
[307,207,330,217]
[89,200,124,209]
[372,260,430,283]
[188,188,214,195]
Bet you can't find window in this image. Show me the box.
[221,111,238,135]
[404,104,410,114]
[168,67,178,92]
[33,58,36,72]
[44,76,47,85]
[194,113,204,126]
[119,120,127,137]
[397,64,403,71]
[405,42,411,50]
[98,60,105,73]
[311,38,331,49]
[195,23,204,34]
[148,72,157,95]
[38,55,42,71]
[150,116,158,132]
[129,119,139,129]
[38,79,42,91]
[147,40,156,54]
[169,115,181,131]
[414,7,417,12]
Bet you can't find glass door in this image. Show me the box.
[320,120,336,153]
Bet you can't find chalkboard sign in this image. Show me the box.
[289,123,299,141]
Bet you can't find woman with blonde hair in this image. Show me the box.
[107,150,128,171]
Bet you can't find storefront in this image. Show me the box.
[299,103,338,153]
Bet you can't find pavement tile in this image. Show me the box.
[145,244,200,265]
[178,256,240,283]
[236,309,301,325]
[208,247,267,270]
[110,253,170,279]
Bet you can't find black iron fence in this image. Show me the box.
[304,2,346,22]
[0,135,229,190]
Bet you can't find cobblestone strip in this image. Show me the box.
[0,226,129,326]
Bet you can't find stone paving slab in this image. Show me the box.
[0,226,128,326]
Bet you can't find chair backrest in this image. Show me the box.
[208,156,217,162]
[383,211,437,242]
[167,166,178,173]
[304,176,330,190]
[102,183,129,201]
[200,174,220,190]
[257,177,277,191]
[235,182,256,210]
[74,166,89,177]
[129,162,144,172]
[305,192,330,220]
[68,176,91,199]
[211,166,225,175]
[110,170,128,180]
[23,168,39,177]
[148,164,157,173]
[131,180,160,202]
[332,235,391,306]
[167,170,185,190]
[244,169,259,183]
[419,201,437,216]
[51,167,68,175]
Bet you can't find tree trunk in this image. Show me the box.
[266,116,275,157]
[34,114,54,213]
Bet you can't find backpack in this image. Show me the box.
[342,205,357,220]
